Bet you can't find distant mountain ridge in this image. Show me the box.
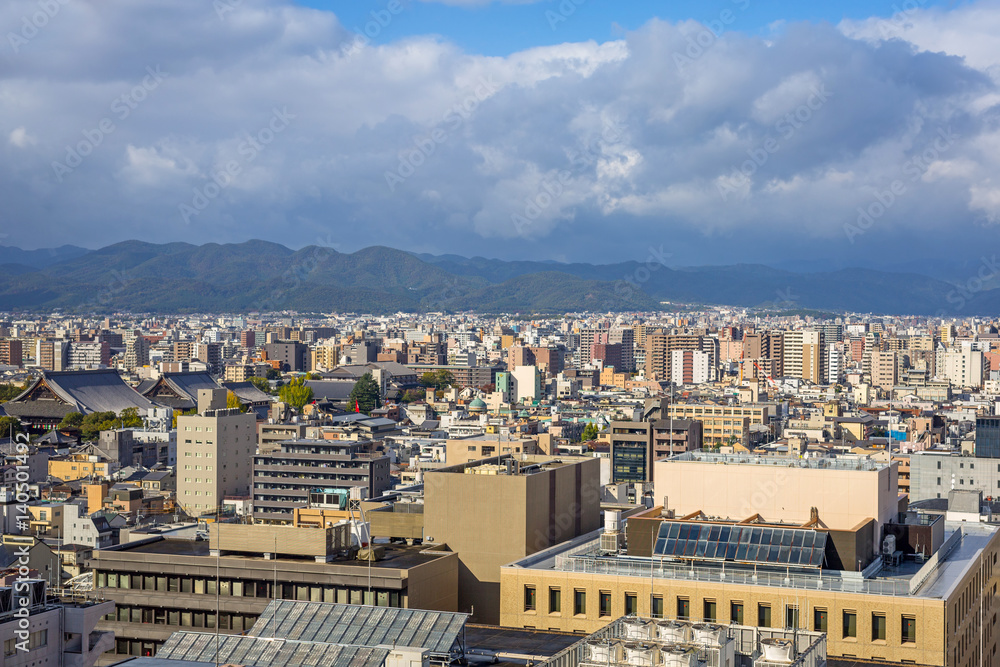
[0,240,992,315]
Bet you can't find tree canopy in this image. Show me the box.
[581,423,600,442]
[279,376,314,410]
[60,408,143,440]
[349,373,382,414]
[0,416,21,438]
[419,370,454,391]
[0,383,24,402]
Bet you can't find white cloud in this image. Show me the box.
[8,127,35,147]
[1,0,999,264]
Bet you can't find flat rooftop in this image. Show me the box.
[112,537,446,570]
[666,450,889,472]
[507,521,999,601]
[464,624,581,659]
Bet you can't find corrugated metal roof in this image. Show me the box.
[155,633,390,667]
[248,601,468,655]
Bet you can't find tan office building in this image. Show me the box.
[176,389,258,516]
[424,455,600,625]
[501,451,1000,667]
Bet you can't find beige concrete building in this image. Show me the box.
[501,451,1000,667]
[176,389,257,517]
[444,435,540,466]
[424,455,600,625]
[653,451,899,536]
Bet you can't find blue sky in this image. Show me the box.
[3,0,999,273]
[299,0,960,56]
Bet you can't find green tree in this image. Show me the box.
[581,423,600,442]
[279,377,314,410]
[226,391,242,409]
[401,388,426,403]
[0,416,21,438]
[248,376,273,394]
[306,372,323,380]
[420,370,454,391]
[349,372,382,414]
[120,407,143,428]
[266,368,281,380]
[59,411,85,430]
[0,383,23,402]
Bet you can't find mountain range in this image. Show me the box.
[0,240,994,316]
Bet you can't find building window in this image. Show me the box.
[651,596,664,619]
[872,614,887,641]
[524,586,536,612]
[758,604,771,628]
[573,590,586,616]
[843,611,857,639]
[625,593,637,616]
[786,606,799,629]
[814,608,828,632]
[677,597,690,620]
[599,591,612,618]
[549,588,561,614]
[731,602,744,625]
[704,600,717,623]
[901,616,916,644]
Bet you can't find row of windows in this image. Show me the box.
[98,571,402,607]
[3,630,47,657]
[522,588,918,643]
[106,606,257,631]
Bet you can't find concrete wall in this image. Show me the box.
[653,459,897,533]
[500,565,948,665]
[423,457,600,624]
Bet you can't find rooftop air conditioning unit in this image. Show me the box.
[759,638,794,664]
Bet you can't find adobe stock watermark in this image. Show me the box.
[384,76,499,192]
[511,118,627,236]
[7,0,70,55]
[545,0,588,31]
[673,0,751,74]
[717,84,832,201]
[604,245,672,311]
[51,66,168,182]
[942,255,1000,312]
[873,0,930,39]
[259,234,338,312]
[179,107,295,224]
[844,127,958,244]
[215,0,410,62]
[773,287,798,310]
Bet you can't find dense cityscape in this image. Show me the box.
[0,304,998,666]
[5,0,1000,665]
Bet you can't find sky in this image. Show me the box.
[2,0,999,273]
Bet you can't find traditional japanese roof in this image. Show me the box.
[223,380,274,405]
[3,369,157,421]
[138,372,221,410]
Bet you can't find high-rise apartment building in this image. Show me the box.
[936,347,986,388]
[669,349,714,384]
[0,338,23,367]
[123,330,149,369]
[782,330,824,383]
[66,340,111,369]
[176,389,257,517]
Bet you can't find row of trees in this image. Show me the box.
[59,407,144,440]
